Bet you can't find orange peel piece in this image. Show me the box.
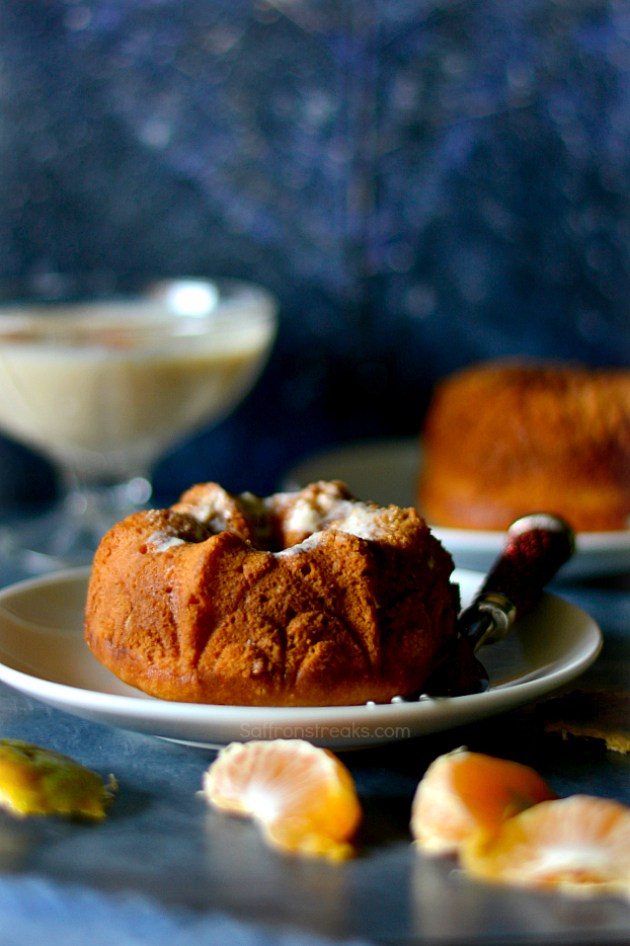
[203,739,361,861]
[411,747,557,855]
[0,739,116,820]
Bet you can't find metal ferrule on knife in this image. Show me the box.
[458,591,518,653]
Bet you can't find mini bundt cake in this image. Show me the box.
[418,360,630,532]
[84,481,460,706]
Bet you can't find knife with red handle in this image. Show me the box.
[425,513,576,696]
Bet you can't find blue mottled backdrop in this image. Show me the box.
[0,0,628,503]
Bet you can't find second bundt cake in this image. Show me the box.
[84,481,460,707]
[418,360,630,533]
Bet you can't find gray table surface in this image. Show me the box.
[0,554,628,946]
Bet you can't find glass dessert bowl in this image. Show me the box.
[0,276,277,572]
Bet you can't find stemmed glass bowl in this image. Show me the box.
[0,276,277,572]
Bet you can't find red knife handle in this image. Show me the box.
[460,513,575,651]
[479,512,575,618]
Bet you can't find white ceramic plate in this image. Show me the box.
[0,567,601,750]
[284,439,630,580]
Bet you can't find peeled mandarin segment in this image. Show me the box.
[0,739,116,820]
[461,795,630,897]
[203,739,361,861]
[411,748,556,855]
[264,820,356,863]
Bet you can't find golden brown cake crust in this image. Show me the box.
[418,361,630,532]
[84,481,459,706]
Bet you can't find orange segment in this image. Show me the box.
[462,795,630,897]
[411,748,557,855]
[203,739,361,861]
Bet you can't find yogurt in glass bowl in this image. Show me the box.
[0,276,277,571]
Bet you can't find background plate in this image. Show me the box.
[0,566,601,750]
[285,438,630,579]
